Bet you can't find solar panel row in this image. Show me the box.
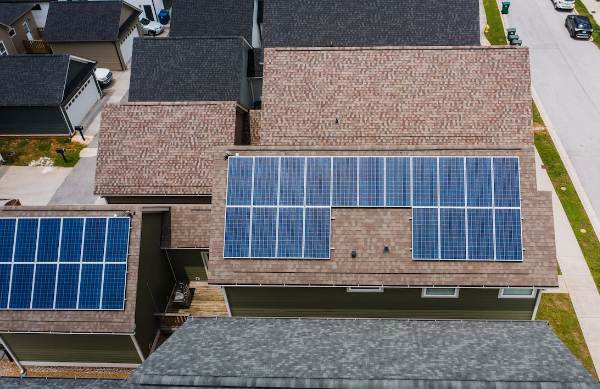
[0,217,130,310]
[224,156,522,261]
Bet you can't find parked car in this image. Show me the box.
[94,67,113,87]
[552,0,574,10]
[565,15,593,39]
[139,17,164,36]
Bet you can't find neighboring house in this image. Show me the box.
[0,55,101,136]
[44,0,141,70]
[0,0,56,31]
[123,0,164,22]
[206,46,559,320]
[128,37,255,107]
[170,0,259,47]
[129,318,597,388]
[0,3,40,55]
[0,206,175,367]
[263,0,480,47]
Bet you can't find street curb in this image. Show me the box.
[532,88,600,240]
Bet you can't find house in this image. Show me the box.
[128,318,597,388]
[128,37,255,107]
[0,0,56,32]
[206,46,558,320]
[44,0,141,70]
[0,2,40,55]
[0,55,101,136]
[170,0,260,47]
[0,205,174,367]
[263,0,480,47]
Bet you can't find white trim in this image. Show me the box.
[531,289,543,319]
[130,334,145,363]
[222,286,232,317]
[421,287,460,298]
[0,41,7,56]
[498,287,536,299]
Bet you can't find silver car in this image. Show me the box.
[552,0,575,10]
[139,17,164,36]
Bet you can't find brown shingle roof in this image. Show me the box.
[162,205,212,249]
[95,102,240,197]
[258,46,532,148]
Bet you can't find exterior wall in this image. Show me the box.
[8,11,41,54]
[0,107,70,136]
[235,106,250,145]
[239,48,252,108]
[167,249,208,282]
[134,212,175,357]
[105,196,211,204]
[64,75,102,127]
[0,28,18,55]
[164,206,211,249]
[249,109,261,144]
[226,287,536,320]
[31,3,50,30]
[50,42,123,70]
[1,333,140,364]
[116,19,140,69]
[127,0,165,21]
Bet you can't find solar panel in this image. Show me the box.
[224,155,522,262]
[0,217,130,310]
[385,157,411,207]
[359,157,384,207]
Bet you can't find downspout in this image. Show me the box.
[531,289,543,320]
[0,335,26,376]
[251,0,260,48]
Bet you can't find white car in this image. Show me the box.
[94,67,112,87]
[552,0,575,10]
[139,17,164,36]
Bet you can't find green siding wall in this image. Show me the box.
[168,249,207,282]
[134,213,175,357]
[1,333,139,364]
[226,287,535,320]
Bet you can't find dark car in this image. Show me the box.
[565,15,593,39]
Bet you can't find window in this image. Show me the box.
[498,288,536,298]
[422,287,459,298]
[346,287,384,293]
[0,41,7,56]
[22,20,33,41]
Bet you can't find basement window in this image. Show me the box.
[346,287,384,293]
[421,287,459,298]
[498,288,536,298]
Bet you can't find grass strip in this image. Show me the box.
[0,137,85,168]
[533,102,600,289]
[574,0,600,49]
[483,0,508,45]
[536,293,597,378]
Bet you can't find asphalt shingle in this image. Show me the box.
[170,0,254,43]
[128,318,599,388]
[0,54,69,106]
[128,37,246,103]
[44,0,124,42]
[0,2,33,25]
[263,0,480,47]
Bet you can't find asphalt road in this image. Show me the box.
[505,0,600,224]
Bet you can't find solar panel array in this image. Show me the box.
[224,156,522,261]
[0,217,130,310]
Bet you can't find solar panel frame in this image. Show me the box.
[0,216,131,311]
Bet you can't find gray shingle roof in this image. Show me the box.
[128,37,246,102]
[0,378,127,388]
[170,0,254,43]
[128,317,599,388]
[44,0,128,42]
[0,55,70,106]
[0,2,33,25]
[264,0,480,47]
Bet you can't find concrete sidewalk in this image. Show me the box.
[0,166,71,205]
[536,151,600,372]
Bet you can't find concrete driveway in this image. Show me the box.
[0,166,71,205]
[504,0,600,228]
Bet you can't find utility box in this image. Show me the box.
[501,1,510,14]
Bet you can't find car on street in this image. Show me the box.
[552,0,575,10]
[139,17,164,36]
[94,67,112,87]
[565,15,593,39]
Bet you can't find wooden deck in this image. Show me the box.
[166,281,228,317]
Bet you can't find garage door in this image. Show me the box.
[119,25,139,66]
[65,76,101,127]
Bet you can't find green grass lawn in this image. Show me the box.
[536,293,597,378]
[574,0,600,49]
[0,137,85,168]
[533,102,600,290]
[483,0,508,45]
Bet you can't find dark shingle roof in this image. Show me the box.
[170,0,254,43]
[44,0,129,42]
[0,2,33,25]
[0,55,70,106]
[128,318,599,388]
[264,0,480,47]
[129,37,245,102]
